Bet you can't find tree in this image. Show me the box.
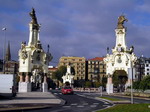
[139,75,150,91]
[95,82,102,88]
[102,76,107,88]
[133,80,140,90]
[71,67,75,75]
[52,66,67,82]
[84,81,92,88]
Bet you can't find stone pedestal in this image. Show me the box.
[106,76,113,94]
[106,83,113,94]
[42,83,48,92]
[18,82,31,92]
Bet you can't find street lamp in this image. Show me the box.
[2,28,6,73]
[130,61,134,104]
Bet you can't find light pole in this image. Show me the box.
[2,28,6,74]
[131,62,134,104]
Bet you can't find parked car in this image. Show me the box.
[61,86,73,95]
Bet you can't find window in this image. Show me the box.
[79,59,82,61]
[146,64,149,67]
[147,69,149,71]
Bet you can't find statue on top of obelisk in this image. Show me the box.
[29,8,38,24]
[117,15,128,29]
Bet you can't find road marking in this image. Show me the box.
[77,105,84,108]
[63,106,71,108]
[103,105,111,107]
[90,105,97,108]
[59,93,62,94]
[71,103,77,106]
[104,102,109,104]
[93,103,99,105]
[54,93,58,95]
[83,103,88,105]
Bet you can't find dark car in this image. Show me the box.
[61,86,73,95]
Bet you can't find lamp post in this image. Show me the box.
[131,62,134,104]
[2,28,6,74]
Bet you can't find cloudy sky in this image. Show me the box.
[0,0,150,66]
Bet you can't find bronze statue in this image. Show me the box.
[29,8,38,24]
[117,15,128,29]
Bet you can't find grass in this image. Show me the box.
[100,97,123,101]
[97,104,150,112]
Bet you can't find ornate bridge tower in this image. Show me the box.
[18,8,52,92]
[104,15,137,94]
[62,64,74,86]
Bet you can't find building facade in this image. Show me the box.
[58,56,86,80]
[0,59,3,72]
[87,57,106,83]
[144,58,150,76]
[135,56,150,81]
[47,66,58,79]
[4,42,19,74]
[135,56,146,81]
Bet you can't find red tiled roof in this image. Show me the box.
[88,57,104,61]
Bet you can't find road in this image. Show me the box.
[25,90,113,112]
[77,92,150,104]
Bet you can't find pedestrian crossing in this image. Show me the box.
[54,93,62,95]
[53,92,111,109]
[63,102,99,108]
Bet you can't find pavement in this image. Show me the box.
[0,92,65,111]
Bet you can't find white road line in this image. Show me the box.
[63,106,71,108]
[77,105,84,108]
[90,105,97,108]
[71,103,77,106]
[93,103,99,105]
[54,93,58,95]
[104,102,109,104]
[103,105,111,107]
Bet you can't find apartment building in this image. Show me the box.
[58,56,86,80]
[87,57,106,82]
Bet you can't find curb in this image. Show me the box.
[111,94,150,100]
[96,97,131,104]
[0,104,57,112]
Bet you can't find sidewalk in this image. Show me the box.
[0,92,64,111]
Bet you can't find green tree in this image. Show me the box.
[52,66,67,82]
[95,82,102,88]
[102,76,107,88]
[84,81,92,87]
[71,67,75,75]
[133,80,141,90]
[139,75,150,91]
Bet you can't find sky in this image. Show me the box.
[0,0,150,66]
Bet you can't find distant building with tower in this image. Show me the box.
[4,42,19,74]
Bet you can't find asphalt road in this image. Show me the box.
[25,90,113,112]
[77,92,150,104]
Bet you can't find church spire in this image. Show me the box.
[5,41,11,61]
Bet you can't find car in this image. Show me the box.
[61,86,74,95]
